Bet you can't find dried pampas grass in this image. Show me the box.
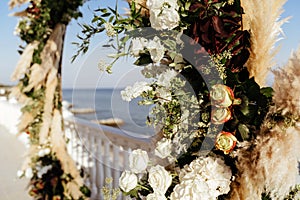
[11,41,39,81]
[273,47,300,116]
[241,0,289,86]
[8,0,30,9]
[231,125,300,200]
[50,109,84,199]
[231,46,300,199]
[24,24,65,92]
[39,68,58,144]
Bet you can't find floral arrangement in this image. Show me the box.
[73,0,300,199]
[9,0,90,199]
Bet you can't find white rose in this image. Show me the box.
[148,165,172,194]
[170,177,211,200]
[155,138,172,159]
[174,156,232,199]
[146,192,167,200]
[131,37,148,56]
[129,149,149,173]
[147,0,180,30]
[25,167,33,178]
[119,170,138,192]
[147,36,165,63]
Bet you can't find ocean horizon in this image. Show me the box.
[62,88,155,136]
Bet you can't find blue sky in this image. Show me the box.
[1,0,300,88]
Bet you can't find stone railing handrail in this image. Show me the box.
[64,116,156,200]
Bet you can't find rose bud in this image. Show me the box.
[29,188,39,196]
[35,181,44,189]
[211,107,232,124]
[53,195,61,200]
[210,84,235,107]
[215,131,237,154]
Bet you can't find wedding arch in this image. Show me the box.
[9,0,90,199]
[9,0,300,199]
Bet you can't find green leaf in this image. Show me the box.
[95,8,108,13]
[92,15,99,23]
[238,124,250,140]
[246,82,260,100]
[185,2,191,10]
[239,95,249,116]
[260,87,273,98]
[101,13,111,17]
[80,185,91,197]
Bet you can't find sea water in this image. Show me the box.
[63,88,155,136]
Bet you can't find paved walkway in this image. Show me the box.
[0,125,31,200]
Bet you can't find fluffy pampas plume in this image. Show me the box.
[11,41,39,81]
[241,0,289,86]
[8,0,30,9]
[230,46,300,199]
[273,47,300,117]
[231,126,300,200]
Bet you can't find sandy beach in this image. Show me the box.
[0,125,31,200]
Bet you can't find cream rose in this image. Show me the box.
[129,149,149,173]
[211,107,232,124]
[210,84,234,107]
[146,192,167,200]
[147,0,180,30]
[170,177,211,199]
[155,138,172,159]
[171,156,232,199]
[215,131,237,154]
[148,165,172,194]
[119,170,138,192]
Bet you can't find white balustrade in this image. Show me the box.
[64,117,154,200]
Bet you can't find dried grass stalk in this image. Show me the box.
[8,0,30,9]
[231,125,300,199]
[24,24,64,92]
[272,47,300,116]
[9,87,30,104]
[11,41,39,81]
[231,47,300,199]
[241,0,289,86]
[18,112,34,132]
[50,110,84,199]
[39,68,57,144]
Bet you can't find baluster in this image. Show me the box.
[112,145,121,189]
[95,137,104,199]
[89,135,97,199]
[81,127,90,189]
[104,140,112,184]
